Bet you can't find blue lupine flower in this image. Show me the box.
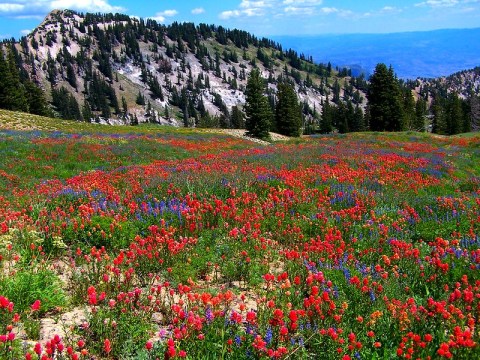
[264,327,273,345]
[205,307,213,324]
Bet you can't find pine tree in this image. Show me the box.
[414,98,426,132]
[244,69,272,139]
[1,49,28,112]
[275,82,302,137]
[470,96,480,131]
[0,48,8,109]
[367,63,404,131]
[402,89,416,130]
[82,101,93,122]
[335,101,349,134]
[231,105,245,129]
[121,96,128,115]
[432,95,447,135]
[446,92,463,135]
[164,105,170,120]
[351,104,365,132]
[320,98,333,134]
[25,81,50,117]
[136,91,145,105]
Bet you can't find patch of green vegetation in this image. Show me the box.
[0,269,67,315]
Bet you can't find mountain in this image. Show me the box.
[412,67,480,98]
[0,9,366,128]
[272,28,480,79]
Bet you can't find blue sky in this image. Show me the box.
[0,0,479,39]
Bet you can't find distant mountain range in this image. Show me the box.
[272,28,480,79]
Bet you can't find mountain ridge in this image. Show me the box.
[6,9,359,127]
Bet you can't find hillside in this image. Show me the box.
[0,9,366,128]
[412,67,480,99]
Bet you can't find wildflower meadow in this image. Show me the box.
[0,118,479,359]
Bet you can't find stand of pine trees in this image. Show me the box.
[0,44,51,117]
[244,69,273,139]
[366,63,474,135]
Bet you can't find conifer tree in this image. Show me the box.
[82,101,93,122]
[446,92,463,135]
[402,89,416,130]
[0,50,28,112]
[231,105,245,129]
[244,69,272,139]
[275,82,302,137]
[432,95,447,135]
[25,81,50,117]
[351,104,365,132]
[136,91,145,105]
[320,98,333,134]
[367,63,404,131]
[414,98,427,132]
[470,96,480,131]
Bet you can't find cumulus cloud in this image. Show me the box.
[20,29,30,35]
[219,0,274,19]
[381,6,397,12]
[320,7,338,14]
[283,0,322,4]
[284,6,315,15]
[0,0,125,18]
[191,7,205,15]
[415,0,459,7]
[50,0,124,12]
[149,9,178,23]
[219,10,242,19]
[218,0,360,22]
[0,3,23,12]
[239,0,272,8]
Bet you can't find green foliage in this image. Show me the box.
[367,63,405,131]
[320,98,333,133]
[0,269,67,315]
[245,69,273,139]
[275,82,302,137]
[432,92,469,135]
[414,97,427,132]
[136,90,145,105]
[52,86,82,121]
[81,307,153,359]
[0,47,50,116]
[230,105,245,129]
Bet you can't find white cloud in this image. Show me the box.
[191,7,205,15]
[219,0,356,21]
[415,0,459,7]
[0,3,24,12]
[283,0,322,4]
[320,7,338,14]
[20,29,30,35]
[0,0,125,17]
[149,9,178,23]
[381,6,395,11]
[240,1,272,8]
[219,10,242,19]
[219,0,274,19]
[160,9,178,17]
[284,6,315,15]
[49,0,124,13]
